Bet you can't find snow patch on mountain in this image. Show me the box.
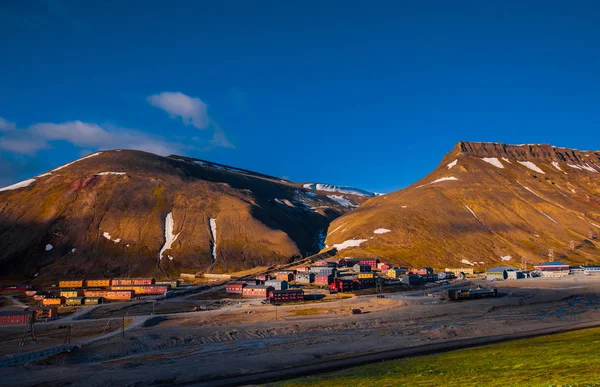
[501,157,511,164]
[501,255,512,261]
[327,195,355,208]
[209,218,217,262]
[333,239,368,251]
[45,244,53,251]
[53,152,102,171]
[517,161,545,174]
[373,228,391,234]
[539,211,559,225]
[551,162,563,172]
[481,157,504,168]
[417,177,458,188]
[96,172,126,176]
[303,183,377,197]
[0,178,37,192]
[102,232,121,243]
[460,259,475,266]
[447,159,458,169]
[159,212,180,260]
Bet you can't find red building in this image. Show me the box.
[242,285,274,298]
[0,310,32,325]
[330,279,357,292]
[358,259,379,269]
[315,275,333,285]
[533,261,570,271]
[268,289,304,303]
[225,282,246,294]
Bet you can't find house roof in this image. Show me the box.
[486,266,519,272]
[534,261,568,266]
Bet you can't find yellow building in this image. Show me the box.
[387,269,404,279]
[59,280,84,288]
[85,279,111,287]
[42,297,64,306]
[444,268,474,276]
[358,272,375,279]
[60,290,83,298]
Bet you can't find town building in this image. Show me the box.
[83,290,134,300]
[445,267,474,276]
[408,267,434,275]
[256,274,271,282]
[486,266,520,281]
[59,280,84,288]
[242,285,274,298]
[534,261,570,272]
[65,297,84,306]
[30,306,58,321]
[84,297,103,305]
[60,289,84,298]
[268,289,304,303]
[85,279,112,288]
[111,278,155,286]
[401,274,424,286]
[314,275,333,285]
[156,280,180,288]
[353,264,372,273]
[357,272,375,279]
[275,272,295,282]
[111,285,170,295]
[377,263,391,271]
[0,310,32,325]
[330,279,357,292]
[358,259,379,269]
[387,268,405,279]
[42,297,64,306]
[225,282,247,294]
[296,272,315,284]
[265,280,288,291]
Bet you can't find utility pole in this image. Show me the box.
[20,315,37,346]
[122,311,130,339]
[63,325,72,345]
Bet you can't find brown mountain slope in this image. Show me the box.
[324,142,600,270]
[0,150,369,282]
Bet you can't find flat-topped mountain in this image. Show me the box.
[324,142,600,269]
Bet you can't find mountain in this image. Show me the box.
[0,150,369,282]
[324,142,600,269]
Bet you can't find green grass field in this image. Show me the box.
[271,327,600,387]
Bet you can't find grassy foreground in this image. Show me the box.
[271,327,600,387]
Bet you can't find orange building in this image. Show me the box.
[83,290,134,300]
[111,285,170,295]
[111,278,155,286]
[42,297,64,306]
[59,280,84,288]
[85,279,112,287]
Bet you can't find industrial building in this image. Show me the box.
[534,261,569,271]
[486,266,520,280]
[83,297,103,305]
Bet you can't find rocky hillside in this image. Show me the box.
[0,150,369,282]
[325,142,600,270]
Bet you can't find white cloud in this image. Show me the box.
[148,92,209,129]
[0,118,181,156]
[0,117,16,131]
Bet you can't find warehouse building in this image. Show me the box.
[486,266,520,281]
[534,261,570,277]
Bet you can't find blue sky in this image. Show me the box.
[1,1,600,193]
